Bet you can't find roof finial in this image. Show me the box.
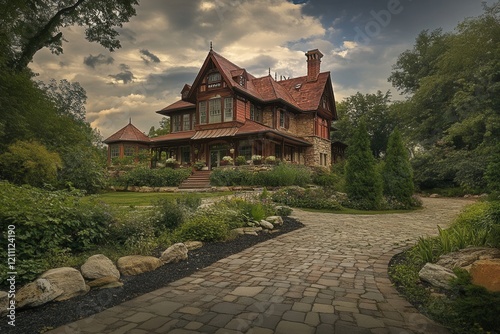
[210,41,213,51]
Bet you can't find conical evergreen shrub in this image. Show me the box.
[345,121,382,210]
[382,129,415,207]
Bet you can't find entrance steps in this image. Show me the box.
[178,170,212,189]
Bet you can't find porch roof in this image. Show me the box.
[191,127,238,140]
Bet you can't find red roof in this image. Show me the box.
[103,122,150,144]
[279,72,331,111]
[157,100,195,115]
[150,130,196,142]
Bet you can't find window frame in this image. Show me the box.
[224,97,233,122]
[183,114,190,131]
[199,101,207,125]
[209,98,222,123]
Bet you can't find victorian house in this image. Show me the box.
[105,48,342,168]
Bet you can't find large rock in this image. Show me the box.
[0,291,9,316]
[117,255,163,276]
[16,278,64,308]
[87,276,121,288]
[266,216,284,226]
[436,247,500,271]
[40,267,89,301]
[81,254,120,280]
[470,259,500,292]
[259,220,274,230]
[159,243,188,264]
[419,263,457,290]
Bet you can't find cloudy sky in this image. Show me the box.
[30,0,492,139]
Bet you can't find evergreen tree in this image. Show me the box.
[382,129,415,207]
[485,146,500,199]
[345,122,382,210]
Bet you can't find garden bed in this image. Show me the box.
[2,217,303,334]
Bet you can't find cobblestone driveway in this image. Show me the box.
[48,197,473,334]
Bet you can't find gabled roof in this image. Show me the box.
[158,49,334,115]
[150,130,196,142]
[103,122,150,144]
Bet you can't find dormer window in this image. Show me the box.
[239,75,246,87]
[207,72,222,89]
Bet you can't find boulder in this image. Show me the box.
[159,243,189,264]
[16,278,64,308]
[259,220,274,230]
[266,216,284,226]
[81,254,120,280]
[429,194,440,198]
[40,267,89,301]
[436,247,500,271]
[87,276,120,288]
[231,228,245,236]
[418,263,457,290]
[0,291,9,316]
[470,259,500,292]
[117,255,163,276]
[184,241,203,250]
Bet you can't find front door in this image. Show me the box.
[209,144,229,169]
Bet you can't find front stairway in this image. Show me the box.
[178,170,212,189]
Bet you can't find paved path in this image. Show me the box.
[47,198,473,334]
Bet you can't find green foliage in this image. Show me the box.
[151,199,186,231]
[311,166,344,191]
[0,140,62,187]
[0,182,112,286]
[235,156,247,166]
[58,146,107,193]
[345,122,383,210]
[485,148,500,199]
[148,117,170,138]
[389,7,500,192]
[174,215,229,242]
[210,164,311,187]
[272,186,343,211]
[116,166,191,187]
[382,129,415,207]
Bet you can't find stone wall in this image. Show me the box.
[303,136,332,168]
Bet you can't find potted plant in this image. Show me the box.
[193,160,206,171]
[165,157,178,169]
[221,156,234,166]
[252,155,263,165]
[265,155,277,165]
[235,156,247,166]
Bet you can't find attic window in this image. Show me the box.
[239,75,246,87]
[208,72,222,89]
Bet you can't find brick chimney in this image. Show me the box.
[305,49,323,82]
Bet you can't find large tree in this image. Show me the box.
[332,91,395,158]
[388,2,500,192]
[0,0,139,71]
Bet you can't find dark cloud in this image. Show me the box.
[139,49,161,64]
[243,55,279,75]
[83,54,115,69]
[109,64,135,84]
[137,67,198,98]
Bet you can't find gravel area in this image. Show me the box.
[2,218,303,334]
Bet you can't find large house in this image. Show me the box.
[104,48,344,169]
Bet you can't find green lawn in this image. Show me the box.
[96,191,232,206]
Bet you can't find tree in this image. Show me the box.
[0,0,139,71]
[382,129,414,207]
[148,117,171,137]
[0,140,62,187]
[332,91,395,158]
[38,79,87,122]
[345,122,382,210]
[388,3,500,191]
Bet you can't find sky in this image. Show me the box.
[30,0,493,140]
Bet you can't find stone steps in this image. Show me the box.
[178,170,211,189]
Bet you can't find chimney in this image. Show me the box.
[305,49,323,82]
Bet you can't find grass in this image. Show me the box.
[96,191,232,206]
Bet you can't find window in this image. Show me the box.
[172,115,182,132]
[208,72,222,89]
[209,98,221,123]
[124,145,135,157]
[110,145,120,159]
[238,141,252,160]
[199,101,207,124]
[224,97,233,122]
[183,114,190,130]
[239,75,246,87]
[280,110,290,129]
[275,144,282,160]
[191,114,196,129]
[250,104,262,123]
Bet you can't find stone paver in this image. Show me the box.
[46,198,471,334]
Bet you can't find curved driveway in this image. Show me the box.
[48,197,473,334]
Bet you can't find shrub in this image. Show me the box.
[0,140,62,187]
[272,186,343,211]
[116,166,190,187]
[485,148,500,199]
[235,156,247,166]
[382,129,415,208]
[265,156,277,165]
[222,156,234,165]
[152,198,186,231]
[0,182,112,286]
[210,168,253,186]
[174,215,229,242]
[254,164,312,187]
[345,122,383,210]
